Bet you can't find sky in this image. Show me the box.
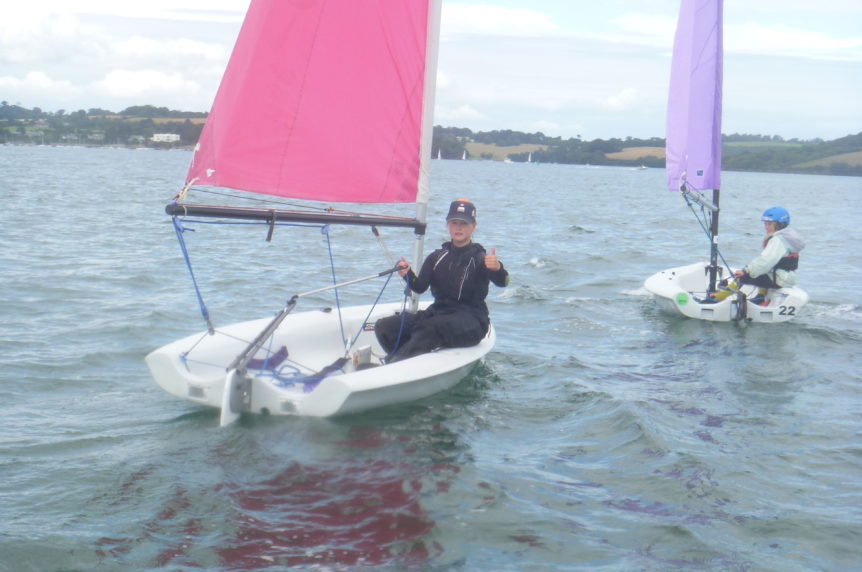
[1,1,860,141]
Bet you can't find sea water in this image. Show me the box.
[1,145,860,571]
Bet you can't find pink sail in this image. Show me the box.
[187,0,437,205]
[666,0,723,192]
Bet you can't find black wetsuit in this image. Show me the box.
[375,241,509,362]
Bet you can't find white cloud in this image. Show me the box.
[93,69,201,99]
[435,70,453,91]
[2,1,248,23]
[529,120,561,134]
[0,71,74,91]
[601,88,640,111]
[442,4,558,37]
[0,12,97,64]
[0,2,234,111]
[436,104,486,122]
[727,23,862,61]
[613,13,677,42]
[0,71,81,108]
[115,36,226,62]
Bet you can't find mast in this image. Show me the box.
[411,0,442,311]
[709,189,720,292]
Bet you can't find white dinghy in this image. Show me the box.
[147,302,493,423]
[644,0,807,323]
[146,0,494,425]
[645,262,809,323]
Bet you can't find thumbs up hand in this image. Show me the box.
[484,247,501,271]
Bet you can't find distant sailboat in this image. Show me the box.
[462,149,467,160]
[436,148,442,160]
[643,0,808,323]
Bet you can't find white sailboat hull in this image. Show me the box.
[146,302,494,418]
[644,262,808,323]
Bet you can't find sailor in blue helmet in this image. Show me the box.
[375,199,509,363]
[709,206,805,305]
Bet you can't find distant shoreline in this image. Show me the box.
[2,102,859,176]
[4,141,859,178]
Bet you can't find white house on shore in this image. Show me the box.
[151,133,180,143]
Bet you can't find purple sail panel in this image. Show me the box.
[666,0,723,192]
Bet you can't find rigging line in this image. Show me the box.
[371,225,396,266]
[388,290,411,361]
[173,178,196,202]
[293,265,403,298]
[181,188,413,221]
[258,329,279,370]
[683,193,713,239]
[182,327,308,375]
[172,216,215,335]
[181,352,308,377]
[321,207,421,220]
[173,218,324,230]
[180,330,287,371]
[179,331,211,368]
[322,225,347,347]
[682,194,734,277]
[343,271,396,355]
[186,187,332,212]
[234,268,404,373]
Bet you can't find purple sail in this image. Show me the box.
[666,0,723,193]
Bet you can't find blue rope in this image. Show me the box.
[172,215,214,334]
[322,225,347,346]
[343,271,396,353]
[259,332,278,371]
[171,216,326,331]
[318,225,410,358]
[387,287,411,360]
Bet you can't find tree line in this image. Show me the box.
[2,102,858,175]
[434,126,862,176]
[0,103,206,146]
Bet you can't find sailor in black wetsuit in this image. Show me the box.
[375,199,509,363]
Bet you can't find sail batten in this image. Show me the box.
[187,0,437,205]
[666,0,723,193]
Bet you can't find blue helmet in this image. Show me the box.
[761,206,790,225]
